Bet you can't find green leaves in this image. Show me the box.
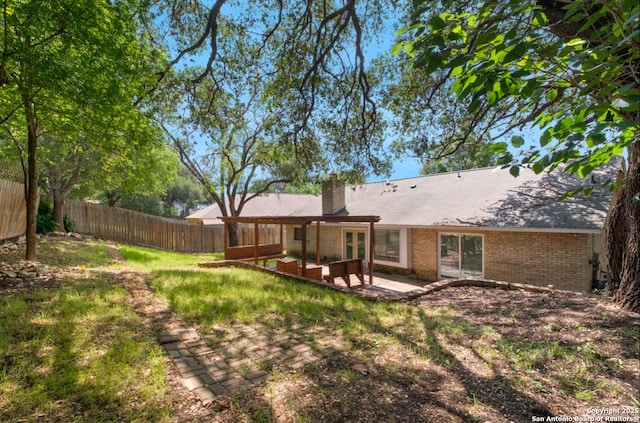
[532,11,548,27]
[391,41,405,56]
[428,15,447,31]
[510,135,525,148]
[397,0,638,192]
[503,42,528,64]
[490,141,508,153]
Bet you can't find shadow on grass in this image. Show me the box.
[0,277,169,422]
[147,267,559,421]
[136,262,639,421]
[256,312,557,422]
[417,289,640,400]
[289,352,485,422]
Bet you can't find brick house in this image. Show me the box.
[189,165,615,293]
[283,166,614,293]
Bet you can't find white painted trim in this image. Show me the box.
[372,227,409,268]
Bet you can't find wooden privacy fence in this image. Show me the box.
[63,200,279,253]
[0,178,26,242]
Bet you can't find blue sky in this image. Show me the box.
[165,4,424,183]
[377,156,423,181]
[391,159,421,179]
[162,4,529,185]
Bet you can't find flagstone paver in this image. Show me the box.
[157,322,350,404]
[156,265,560,404]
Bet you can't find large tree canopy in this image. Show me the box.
[157,0,397,182]
[397,0,639,312]
[1,0,167,260]
[156,0,400,246]
[374,54,500,173]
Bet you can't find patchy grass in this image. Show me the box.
[0,271,170,422]
[1,238,638,422]
[2,236,113,269]
[123,244,640,422]
[123,246,413,349]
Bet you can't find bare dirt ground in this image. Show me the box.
[1,235,638,422]
[414,287,640,420]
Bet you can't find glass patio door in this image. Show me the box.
[439,234,483,279]
[344,230,366,260]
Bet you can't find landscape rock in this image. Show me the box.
[0,261,54,281]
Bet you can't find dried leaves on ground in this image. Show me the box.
[1,235,638,422]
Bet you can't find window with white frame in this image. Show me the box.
[374,229,400,263]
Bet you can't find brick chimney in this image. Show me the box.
[322,179,345,215]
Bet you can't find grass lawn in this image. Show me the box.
[1,236,639,422]
[0,239,171,422]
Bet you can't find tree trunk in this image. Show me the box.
[52,193,65,231]
[605,138,639,313]
[604,172,625,295]
[615,139,639,313]
[227,222,239,247]
[49,166,65,231]
[105,192,120,207]
[23,97,38,261]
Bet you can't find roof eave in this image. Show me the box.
[406,224,603,234]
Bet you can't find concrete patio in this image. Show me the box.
[319,266,433,299]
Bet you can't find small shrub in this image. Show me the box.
[63,215,74,232]
[36,201,74,234]
[36,201,57,234]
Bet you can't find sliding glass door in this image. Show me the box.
[439,234,483,279]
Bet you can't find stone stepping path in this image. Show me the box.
[154,277,560,404]
[157,324,349,405]
[150,266,562,405]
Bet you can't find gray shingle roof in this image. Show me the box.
[296,164,616,231]
[188,163,617,231]
[186,193,321,225]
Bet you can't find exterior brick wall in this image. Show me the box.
[410,229,598,293]
[410,228,438,280]
[287,223,601,293]
[483,231,593,292]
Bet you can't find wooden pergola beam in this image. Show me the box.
[219,215,380,225]
[301,223,307,277]
[316,221,320,265]
[253,222,259,264]
[219,214,381,284]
